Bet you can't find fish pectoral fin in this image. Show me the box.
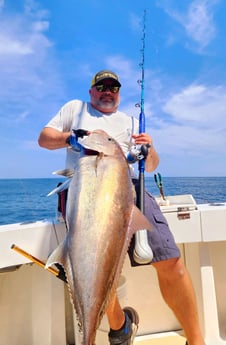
[130,205,152,233]
[47,177,72,196]
[45,241,66,269]
[52,168,74,177]
[94,152,104,174]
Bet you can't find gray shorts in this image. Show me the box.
[128,180,180,266]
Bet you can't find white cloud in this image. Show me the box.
[0,15,52,57]
[0,34,33,55]
[0,3,63,126]
[129,13,142,32]
[158,0,219,51]
[185,0,217,49]
[32,20,49,32]
[163,84,226,128]
[147,82,226,159]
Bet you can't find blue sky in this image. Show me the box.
[0,0,226,178]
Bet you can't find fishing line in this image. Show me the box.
[137,9,146,122]
[127,10,149,167]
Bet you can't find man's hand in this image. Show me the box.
[132,133,152,146]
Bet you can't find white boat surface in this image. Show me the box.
[0,194,226,345]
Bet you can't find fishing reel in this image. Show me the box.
[126,143,151,164]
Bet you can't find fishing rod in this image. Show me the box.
[131,10,153,264]
[137,13,166,205]
[127,10,149,190]
[137,9,147,213]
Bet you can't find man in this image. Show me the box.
[38,70,205,345]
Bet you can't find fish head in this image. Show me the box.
[81,129,124,157]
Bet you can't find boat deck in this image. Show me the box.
[95,330,186,345]
[134,332,186,345]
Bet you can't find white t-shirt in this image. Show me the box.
[45,100,139,176]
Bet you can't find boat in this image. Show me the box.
[0,193,226,345]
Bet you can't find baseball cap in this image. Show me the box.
[91,70,121,87]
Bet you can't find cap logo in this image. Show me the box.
[95,72,118,82]
[91,70,121,87]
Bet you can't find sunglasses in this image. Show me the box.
[95,84,120,93]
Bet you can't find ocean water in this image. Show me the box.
[0,177,225,225]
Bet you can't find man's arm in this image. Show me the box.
[145,145,159,172]
[38,127,71,150]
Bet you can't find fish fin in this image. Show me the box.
[109,206,152,291]
[45,241,66,269]
[47,177,72,196]
[47,244,83,334]
[53,168,74,177]
[46,244,82,330]
[104,206,152,312]
[130,205,152,233]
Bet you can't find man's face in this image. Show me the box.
[89,78,120,113]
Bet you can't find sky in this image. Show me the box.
[0,0,226,178]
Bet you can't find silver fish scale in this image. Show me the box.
[46,130,140,345]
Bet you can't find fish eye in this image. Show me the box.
[108,137,113,142]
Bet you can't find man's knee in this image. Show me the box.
[152,257,186,279]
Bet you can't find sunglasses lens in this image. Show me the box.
[95,84,120,93]
[96,85,105,92]
[110,86,120,93]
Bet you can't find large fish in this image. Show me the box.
[46,129,152,345]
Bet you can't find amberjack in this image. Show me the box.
[46,129,152,345]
